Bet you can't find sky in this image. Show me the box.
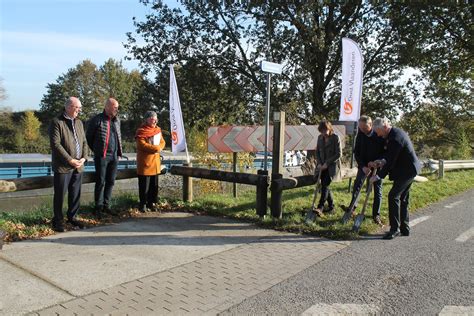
[0,0,159,111]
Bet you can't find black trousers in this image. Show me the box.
[53,170,82,225]
[138,175,158,207]
[317,169,334,209]
[94,157,118,208]
[349,168,383,217]
[388,177,414,233]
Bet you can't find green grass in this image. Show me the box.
[1,169,473,241]
[170,169,474,239]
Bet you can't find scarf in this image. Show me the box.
[135,124,161,139]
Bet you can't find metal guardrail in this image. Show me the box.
[424,159,474,179]
[0,160,137,179]
[0,157,268,180]
[426,159,474,171]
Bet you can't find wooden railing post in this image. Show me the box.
[182,162,193,202]
[256,170,268,218]
[233,152,237,198]
[271,111,285,219]
[0,229,5,250]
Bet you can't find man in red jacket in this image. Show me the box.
[86,98,122,218]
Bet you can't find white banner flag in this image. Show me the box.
[339,38,364,122]
[169,65,187,155]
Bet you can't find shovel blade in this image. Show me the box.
[352,214,365,232]
[341,211,353,224]
[305,209,316,224]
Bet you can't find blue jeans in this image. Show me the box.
[94,156,118,209]
[349,168,383,217]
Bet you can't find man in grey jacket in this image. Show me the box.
[86,98,122,218]
[49,97,87,232]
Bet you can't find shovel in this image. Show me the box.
[352,169,375,233]
[341,173,368,224]
[305,168,322,224]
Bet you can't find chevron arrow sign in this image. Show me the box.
[208,125,346,153]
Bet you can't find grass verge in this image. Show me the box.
[1,169,473,242]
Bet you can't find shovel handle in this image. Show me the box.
[310,168,322,209]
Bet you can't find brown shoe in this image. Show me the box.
[314,208,324,217]
[373,215,383,226]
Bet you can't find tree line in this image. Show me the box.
[0,2,472,159]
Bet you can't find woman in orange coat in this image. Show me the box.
[135,111,166,212]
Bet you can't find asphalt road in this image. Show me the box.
[224,189,474,315]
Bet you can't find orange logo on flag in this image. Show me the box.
[172,131,178,145]
[344,98,353,114]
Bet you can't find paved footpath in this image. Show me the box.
[0,213,348,315]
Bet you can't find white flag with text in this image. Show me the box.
[169,65,187,154]
[339,38,364,122]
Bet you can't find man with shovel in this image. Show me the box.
[342,115,385,225]
[369,118,421,240]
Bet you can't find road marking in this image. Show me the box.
[444,200,464,209]
[302,303,379,315]
[455,227,474,243]
[439,305,474,315]
[410,216,430,227]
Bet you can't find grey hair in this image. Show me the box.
[358,115,372,124]
[373,117,391,130]
[144,110,157,120]
[64,97,80,109]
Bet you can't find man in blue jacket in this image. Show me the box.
[342,115,385,225]
[86,98,122,218]
[369,118,421,240]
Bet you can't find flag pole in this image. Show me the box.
[169,64,189,163]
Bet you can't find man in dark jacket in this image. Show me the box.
[49,97,87,232]
[86,98,122,218]
[343,116,385,224]
[369,117,421,240]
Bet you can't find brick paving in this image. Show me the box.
[33,236,347,315]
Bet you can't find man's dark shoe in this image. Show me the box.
[67,219,85,229]
[147,203,160,212]
[94,209,102,220]
[323,206,335,214]
[103,205,117,215]
[383,230,400,240]
[52,223,65,232]
[401,229,410,236]
[340,205,356,213]
[139,205,147,213]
